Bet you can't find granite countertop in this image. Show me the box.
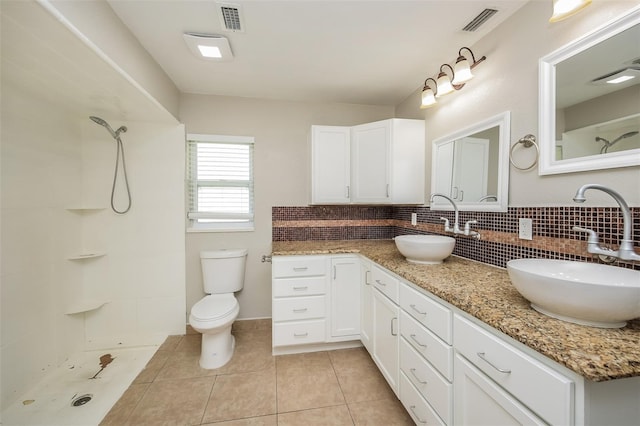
[271,239,640,382]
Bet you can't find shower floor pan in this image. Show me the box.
[2,346,157,425]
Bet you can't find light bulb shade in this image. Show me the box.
[436,72,454,97]
[452,56,473,85]
[549,0,592,23]
[421,87,437,108]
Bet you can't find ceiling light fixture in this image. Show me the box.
[420,78,438,109]
[451,47,486,85]
[591,67,640,85]
[183,33,234,61]
[549,0,592,23]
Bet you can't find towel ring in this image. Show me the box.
[509,134,539,171]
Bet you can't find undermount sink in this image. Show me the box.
[507,259,640,328]
[394,234,455,265]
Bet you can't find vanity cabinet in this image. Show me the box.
[272,255,361,354]
[359,258,373,352]
[329,256,360,341]
[371,264,400,395]
[310,119,425,205]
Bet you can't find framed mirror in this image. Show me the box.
[539,8,640,175]
[430,111,510,212]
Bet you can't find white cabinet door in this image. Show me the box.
[360,258,373,352]
[454,354,546,426]
[351,121,390,203]
[373,288,400,395]
[329,257,361,339]
[311,125,351,204]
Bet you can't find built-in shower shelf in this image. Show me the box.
[65,207,107,213]
[65,300,109,315]
[67,252,106,261]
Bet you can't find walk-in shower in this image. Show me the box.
[595,131,639,154]
[89,116,132,214]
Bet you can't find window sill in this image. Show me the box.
[187,226,255,234]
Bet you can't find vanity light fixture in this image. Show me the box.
[451,47,487,85]
[183,33,234,61]
[436,64,459,97]
[420,78,438,108]
[549,0,592,23]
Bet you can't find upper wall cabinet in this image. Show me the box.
[311,119,425,205]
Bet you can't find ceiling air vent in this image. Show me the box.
[462,8,498,32]
[217,2,244,32]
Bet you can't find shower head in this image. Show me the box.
[89,116,127,139]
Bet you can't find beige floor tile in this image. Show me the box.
[100,383,149,425]
[175,333,203,353]
[158,335,183,352]
[335,369,396,404]
[214,331,275,375]
[132,350,171,384]
[126,376,215,425]
[155,350,217,381]
[276,351,332,372]
[328,348,378,376]
[202,414,277,425]
[202,368,277,423]
[348,398,413,426]
[277,405,354,426]
[277,363,345,413]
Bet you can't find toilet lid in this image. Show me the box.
[191,294,237,321]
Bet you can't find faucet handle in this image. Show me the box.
[572,226,599,244]
[463,220,480,239]
[439,217,452,233]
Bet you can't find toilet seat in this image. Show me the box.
[191,294,238,321]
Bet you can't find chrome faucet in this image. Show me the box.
[572,184,640,262]
[430,193,480,239]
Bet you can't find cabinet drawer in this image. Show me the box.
[273,319,326,346]
[272,256,327,278]
[273,276,326,297]
[454,315,573,426]
[399,371,446,426]
[400,283,452,344]
[400,311,453,381]
[400,339,452,424]
[372,265,399,303]
[273,296,326,322]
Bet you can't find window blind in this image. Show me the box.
[187,136,254,228]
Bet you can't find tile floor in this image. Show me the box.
[100,321,413,425]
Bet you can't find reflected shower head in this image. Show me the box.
[89,116,127,139]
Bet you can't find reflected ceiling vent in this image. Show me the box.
[217,2,244,32]
[462,8,498,32]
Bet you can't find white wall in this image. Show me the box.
[79,121,186,350]
[1,83,86,409]
[179,94,393,320]
[395,1,640,207]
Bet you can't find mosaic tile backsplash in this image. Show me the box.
[272,205,640,270]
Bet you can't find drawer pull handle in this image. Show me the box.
[409,334,427,348]
[292,286,308,291]
[410,304,427,316]
[409,405,427,424]
[293,267,308,272]
[409,368,427,385]
[477,352,511,374]
[391,317,398,336]
[375,279,387,286]
[293,308,308,313]
[365,270,371,285]
[294,332,308,337]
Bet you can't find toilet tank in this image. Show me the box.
[200,249,248,294]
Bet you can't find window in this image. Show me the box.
[186,134,254,231]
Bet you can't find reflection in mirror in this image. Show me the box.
[539,8,640,174]
[431,111,510,212]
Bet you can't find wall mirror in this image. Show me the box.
[431,111,510,212]
[539,8,640,175]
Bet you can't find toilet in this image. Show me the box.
[189,249,247,369]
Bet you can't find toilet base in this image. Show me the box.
[198,325,236,369]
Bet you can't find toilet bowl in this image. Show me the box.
[189,249,247,369]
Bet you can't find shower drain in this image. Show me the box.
[71,394,93,407]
